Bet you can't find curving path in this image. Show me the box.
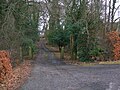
[19,40,120,90]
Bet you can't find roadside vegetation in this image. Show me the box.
[46,0,120,62]
[0,0,120,89]
[0,0,39,89]
[0,0,40,64]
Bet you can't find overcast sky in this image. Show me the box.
[107,0,120,21]
[114,0,120,20]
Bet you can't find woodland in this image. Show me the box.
[0,0,120,62]
[0,0,120,89]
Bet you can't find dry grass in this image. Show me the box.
[99,60,120,65]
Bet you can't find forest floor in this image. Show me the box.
[0,60,32,90]
[19,39,120,90]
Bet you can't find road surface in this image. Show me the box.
[19,40,120,90]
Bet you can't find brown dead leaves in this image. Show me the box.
[0,50,32,90]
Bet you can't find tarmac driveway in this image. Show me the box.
[19,41,120,90]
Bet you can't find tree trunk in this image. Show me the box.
[111,0,116,31]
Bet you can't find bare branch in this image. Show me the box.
[114,17,120,22]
